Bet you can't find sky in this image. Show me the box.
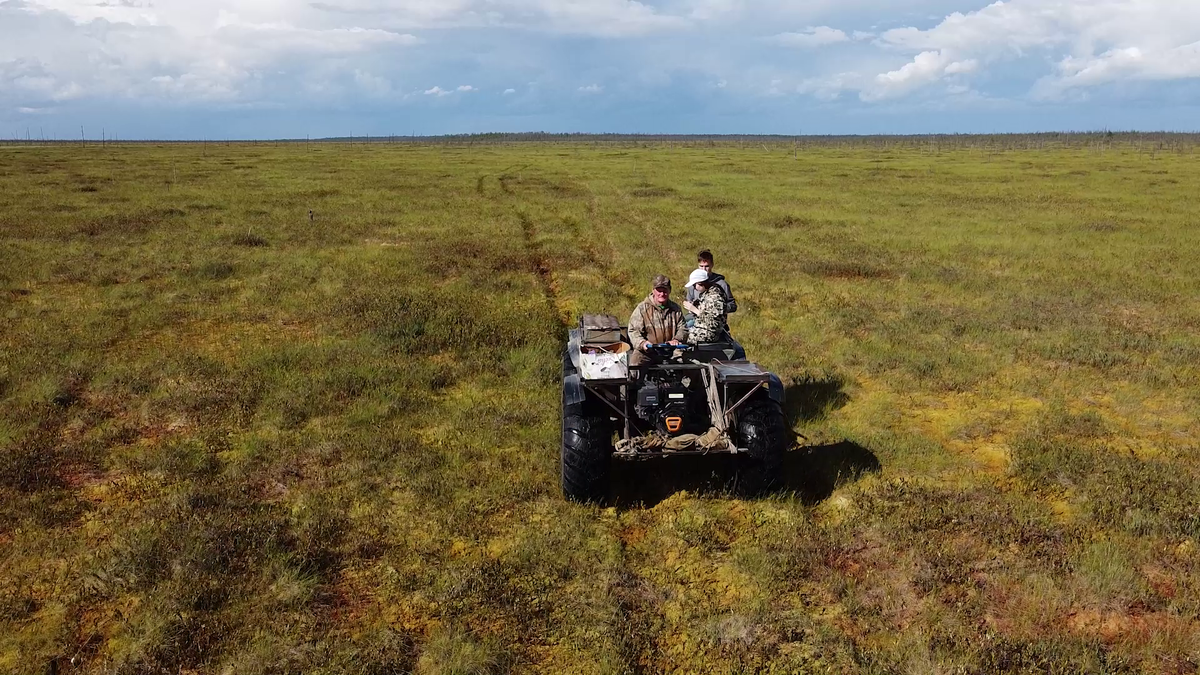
[2,0,1199,138]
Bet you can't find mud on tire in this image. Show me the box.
[736,398,787,496]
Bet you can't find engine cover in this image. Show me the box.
[656,382,689,434]
[635,379,707,436]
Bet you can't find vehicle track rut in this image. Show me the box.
[607,515,667,674]
[481,168,665,672]
[514,210,573,329]
[610,563,654,671]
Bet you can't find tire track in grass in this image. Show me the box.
[577,182,642,308]
[477,167,570,327]
[614,186,677,274]
[515,209,572,329]
[594,183,691,673]
[495,164,528,196]
[521,173,641,309]
[476,164,526,198]
[579,177,664,669]
[498,171,643,326]
[472,176,639,670]
[500,173,663,673]
[475,164,662,670]
[608,516,662,675]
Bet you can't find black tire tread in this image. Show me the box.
[561,413,612,503]
[736,398,787,495]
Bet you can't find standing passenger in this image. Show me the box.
[686,249,737,316]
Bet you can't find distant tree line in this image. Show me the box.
[4,130,1200,150]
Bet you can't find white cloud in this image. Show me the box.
[4,0,1200,129]
[423,84,475,96]
[863,0,1200,100]
[536,0,687,37]
[797,72,859,101]
[24,0,687,36]
[860,51,981,101]
[779,0,1200,104]
[864,50,952,101]
[0,0,423,109]
[215,24,419,56]
[1036,41,1200,97]
[303,0,688,36]
[0,0,678,113]
[944,59,978,75]
[354,69,392,95]
[767,26,848,48]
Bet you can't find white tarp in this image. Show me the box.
[580,350,629,380]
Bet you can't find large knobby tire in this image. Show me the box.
[561,412,613,504]
[735,398,787,496]
[561,340,613,503]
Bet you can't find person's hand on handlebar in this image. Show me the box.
[642,341,685,352]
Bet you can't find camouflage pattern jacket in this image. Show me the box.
[628,294,688,350]
[689,286,728,344]
[686,274,736,315]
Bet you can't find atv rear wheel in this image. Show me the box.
[735,398,787,495]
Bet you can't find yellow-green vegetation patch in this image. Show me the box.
[2,138,1199,673]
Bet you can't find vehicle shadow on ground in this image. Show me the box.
[608,374,880,508]
[608,441,881,508]
[782,374,852,427]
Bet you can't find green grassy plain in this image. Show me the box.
[2,138,1199,674]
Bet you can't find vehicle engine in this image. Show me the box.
[633,371,711,436]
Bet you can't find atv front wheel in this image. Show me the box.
[561,412,613,504]
[735,398,787,495]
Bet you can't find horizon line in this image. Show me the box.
[3,129,1200,144]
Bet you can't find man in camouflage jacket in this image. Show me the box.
[628,274,688,366]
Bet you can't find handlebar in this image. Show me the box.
[646,342,693,353]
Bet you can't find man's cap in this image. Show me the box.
[685,268,710,289]
[651,274,671,290]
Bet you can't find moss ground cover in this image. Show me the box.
[1,138,1198,673]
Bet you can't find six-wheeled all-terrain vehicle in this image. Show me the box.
[561,314,789,503]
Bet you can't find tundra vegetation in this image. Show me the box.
[1,136,1198,674]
